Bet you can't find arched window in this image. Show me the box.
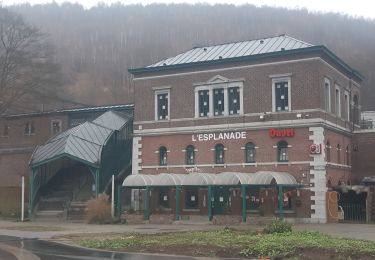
[337,144,341,164]
[159,146,167,166]
[326,141,331,162]
[346,146,350,165]
[245,142,256,163]
[215,144,225,164]
[186,145,195,165]
[277,140,288,162]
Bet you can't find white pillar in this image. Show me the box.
[21,176,25,222]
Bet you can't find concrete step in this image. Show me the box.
[34,210,64,220]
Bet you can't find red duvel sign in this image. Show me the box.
[269,128,294,138]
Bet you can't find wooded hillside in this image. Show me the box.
[8,3,375,111]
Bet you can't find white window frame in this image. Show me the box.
[324,78,331,113]
[344,90,350,121]
[51,119,62,136]
[272,77,291,112]
[335,85,341,117]
[154,88,170,121]
[194,81,243,118]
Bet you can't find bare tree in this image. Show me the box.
[0,7,61,114]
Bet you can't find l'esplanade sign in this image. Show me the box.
[192,131,246,142]
[191,128,294,142]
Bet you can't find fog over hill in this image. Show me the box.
[8,3,375,111]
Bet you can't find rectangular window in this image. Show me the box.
[324,79,331,112]
[335,86,341,117]
[156,92,169,120]
[194,77,243,118]
[51,120,62,135]
[344,91,350,121]
[198,90,209,117]
[213,88,224,116]
[228,87,240,115]
[24,123,35,136]
[274,81,289,112]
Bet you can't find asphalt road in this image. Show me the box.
[0,235,194,260]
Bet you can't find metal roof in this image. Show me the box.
[2,104,134,119]
[122,171,299,187]
[128,35,363,82]
[148,35,312,68]
[93,110,132,131]
[30,110,132,167]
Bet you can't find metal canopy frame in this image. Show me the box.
[28,110,133,219]
[121,171,302,222]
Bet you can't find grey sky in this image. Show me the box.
[2,0,375,19]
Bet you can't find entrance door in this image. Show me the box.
[212,186,230,215]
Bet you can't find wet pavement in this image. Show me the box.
[0,235,194,260]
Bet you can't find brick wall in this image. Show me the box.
[352,131,375,183]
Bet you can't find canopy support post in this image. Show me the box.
[95,169,100,197]
[144,187,150,220]
[208,185,213,221]
[241,185,247,223]
[28,168,36,220]
[278,185,284,220]
[175,186,181,221]
[117,185,123,218]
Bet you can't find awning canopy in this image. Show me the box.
[182,173,215,186]
[122,171,299,187]
[30,110,131,167]
[123,174,153,187]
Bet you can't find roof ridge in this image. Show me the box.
[193,34,289,49]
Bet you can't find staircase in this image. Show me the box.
[33,164,93,222]
[67,178,93,221]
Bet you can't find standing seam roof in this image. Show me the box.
[147,35,312,68]
[30,111,132,167]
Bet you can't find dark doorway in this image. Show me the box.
[337,189,367,222]
[212,186,230,215]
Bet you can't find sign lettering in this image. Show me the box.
[269,128,294,138]
[192,131,246,142]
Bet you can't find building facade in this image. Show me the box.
[0,104,133,217]
[128,35,363,223]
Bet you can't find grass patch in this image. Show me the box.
[77,228,375,258]
[5,225,66,232]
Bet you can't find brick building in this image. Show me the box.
[126,35,363,223]
[0,104,133,217]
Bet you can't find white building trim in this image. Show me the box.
[309,126,327,223]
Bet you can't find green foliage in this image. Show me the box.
[263,219,292,234]
[77,229,375,259]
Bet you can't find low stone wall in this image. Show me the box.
[121,213,146,224]
[212,215,242,225]
[149,214,175,224]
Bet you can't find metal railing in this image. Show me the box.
[339,203,367,223]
